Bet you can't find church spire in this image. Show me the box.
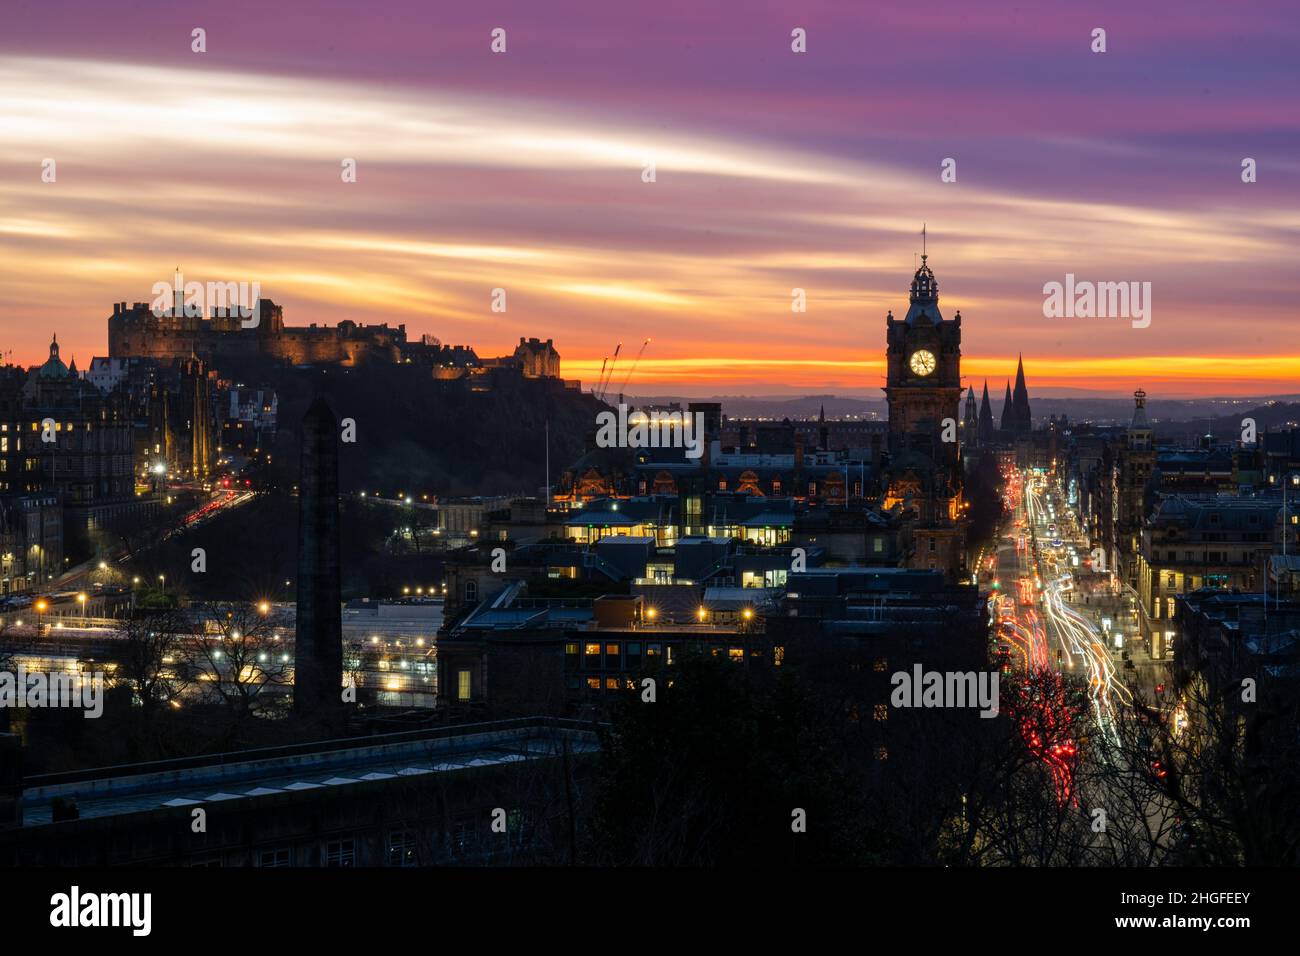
[1012,354,1031,435]
[978,380,994,445]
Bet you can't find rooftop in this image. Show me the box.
[21,718,597,828]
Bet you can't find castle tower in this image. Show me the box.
[295,396,344,731]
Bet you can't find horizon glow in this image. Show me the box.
[1,0,1297,398]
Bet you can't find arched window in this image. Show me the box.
[465,580,478,603]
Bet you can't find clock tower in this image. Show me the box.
[882,250,967,576]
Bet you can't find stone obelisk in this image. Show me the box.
[295,397,344,730]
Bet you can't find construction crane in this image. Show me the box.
[617,338,651,399]
[597,342,622,401]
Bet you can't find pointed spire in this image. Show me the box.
[1012,355,1031,435]
[978,380,994,444]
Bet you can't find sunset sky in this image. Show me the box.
[1,0,1297,397]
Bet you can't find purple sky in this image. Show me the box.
[1,0,1297,395]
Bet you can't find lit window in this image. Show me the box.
[456,668,471,701]
[874,704,888,721]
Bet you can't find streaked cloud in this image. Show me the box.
[0,0,1296,397]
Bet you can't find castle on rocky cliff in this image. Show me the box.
[107,299,563,380]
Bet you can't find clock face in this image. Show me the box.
[909,349,937,377]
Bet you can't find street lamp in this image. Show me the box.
[77,592,86,622]
[35,597,47,635]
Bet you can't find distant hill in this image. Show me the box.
[629,392,1300,428]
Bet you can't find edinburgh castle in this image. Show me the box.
[108,299,564,381]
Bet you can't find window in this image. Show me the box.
[728,647,744,662]
[874,704,888,721]
[258,848,291,868]
[585,642,601,668]
[928,538,936,552]
[324,839,355,867]
[605,643,620,667]
[387,830,417,867]
[457,668,472,701]
[464,580,478,602]
[586,677,601,690]
[605,677,619,690]
[873,536,884,553]
[625,642,641,669]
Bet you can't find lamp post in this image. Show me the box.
[35,598,47,637]
[77,592,86,624]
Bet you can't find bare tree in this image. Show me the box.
[180,600,293,725]
[114,608,192,731]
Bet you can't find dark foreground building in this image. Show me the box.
[0,719,596,866]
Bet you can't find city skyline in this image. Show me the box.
[2,0,1297,397]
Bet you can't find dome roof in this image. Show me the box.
[37,334,70,379]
